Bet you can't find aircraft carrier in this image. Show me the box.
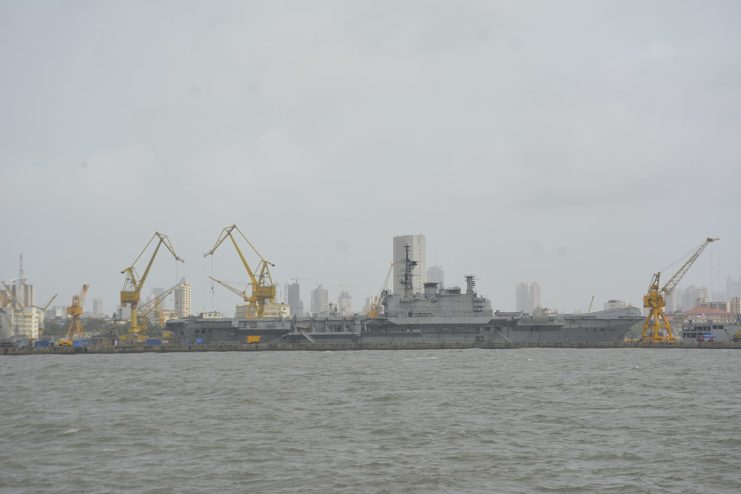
[166,247,642,346]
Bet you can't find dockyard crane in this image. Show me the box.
[36,294,58,313]
[368,262,394,319]
[209,276,249,301]
[203,224,276,318]
[65,284,89,338]
[137,281,183,330]
[642,237,718,342]
[121,232,184,336]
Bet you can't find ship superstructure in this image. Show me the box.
[166,245,642,346]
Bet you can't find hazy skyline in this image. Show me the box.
[1,1,740,315]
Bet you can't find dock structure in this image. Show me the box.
[3,340,740,355]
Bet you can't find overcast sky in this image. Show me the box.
[1,0,740,315]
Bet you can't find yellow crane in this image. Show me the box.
[209,276,248,301]
[137,281,183,330]
[66,284,89,338]
[368,262,394,319]
[204,224,276,318]
[642,237,718,342]
[121,232,184,336]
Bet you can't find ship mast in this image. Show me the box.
[400,244,418,302]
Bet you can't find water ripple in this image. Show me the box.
[1,349,740,493]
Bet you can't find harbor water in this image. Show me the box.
[1,348,740,493]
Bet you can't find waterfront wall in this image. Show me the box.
[3,340,741,355]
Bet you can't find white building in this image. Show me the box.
[393,234,426,295]
[427,265,444,288]
[311,285,329,316]
[235,302,290,319]
[676,285,709,311]
[338,291,353,316]
[174,278,192,318]
[516,282,541,314]
[45,305,67,319]
[730,297,740,315]
[10,307,44,340]
[2,255,42,339]
[92,298,104,317]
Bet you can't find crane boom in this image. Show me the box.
[38,293,58,312]
[137,282,183,329]
[642,237,718,342]
[660,237,718,296]
[368,262,394,318]
[138,282,182,317]
[209,276,249,300]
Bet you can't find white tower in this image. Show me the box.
[174,278,192,318]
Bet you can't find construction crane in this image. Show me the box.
[36,294,58,313]
[121,232,184,336]
[137,281,183,330]
[65,284,89,338]
[368,262,394,318]
[209,276,248,301]
[204,224,275,318]
[642,237,718,342]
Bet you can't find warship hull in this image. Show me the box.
[166,307,641,346]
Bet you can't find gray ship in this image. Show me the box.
[166,247,642,346]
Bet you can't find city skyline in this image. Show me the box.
[3,250,739,319]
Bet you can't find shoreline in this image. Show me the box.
[3,340,740,355]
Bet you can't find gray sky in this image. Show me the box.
[1,0,740,315]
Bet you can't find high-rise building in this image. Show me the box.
[4,255,41,339]
[676,285,708,311]
[427,265,444,288]
[287,282,303,317]
[529,282,541,311]
[174,278,192,318]
[393,234,426,295]
[516,282,529,312]
[727,277,741,299]
[92,298,104,317]
[516,282,541,314]
[311,285,329,316]
[338,291,352,316]
[665,291,676,312]
[11,254,34,308]
[730,297,741,315]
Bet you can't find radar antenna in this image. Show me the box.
[400,245,418,301]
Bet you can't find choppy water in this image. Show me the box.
[1,349,740,493]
